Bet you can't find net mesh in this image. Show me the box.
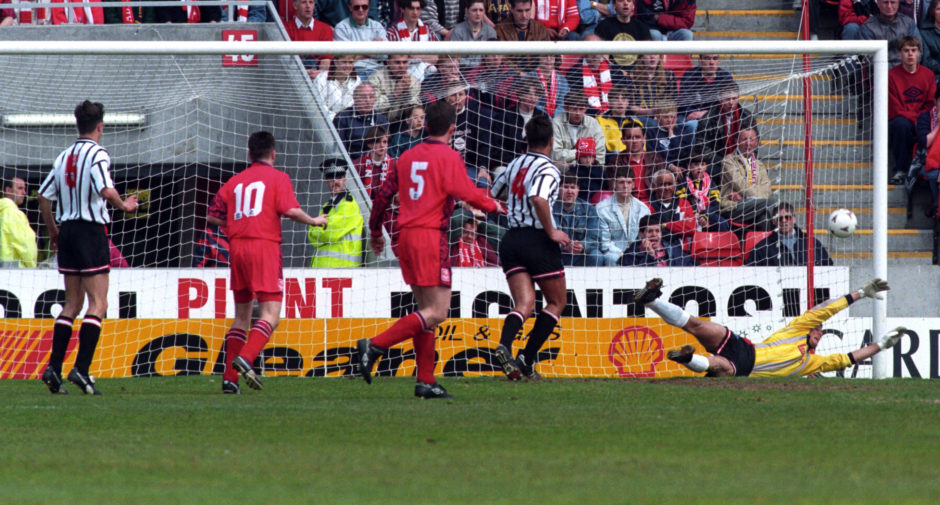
[0,45,881,381]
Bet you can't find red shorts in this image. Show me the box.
[398,228,451,287]
[229,239,284,303]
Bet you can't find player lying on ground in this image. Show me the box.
[635,277,907,377]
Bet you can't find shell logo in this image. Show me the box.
[607,326,665,378]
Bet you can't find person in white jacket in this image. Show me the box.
[596,166,651,265]
[551,89,606,170]
[313,54,361,121]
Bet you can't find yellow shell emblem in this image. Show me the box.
[608,326,664,378]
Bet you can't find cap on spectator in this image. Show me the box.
[576,137,596,159]
[321,158,347,179]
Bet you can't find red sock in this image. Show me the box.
[239,320,274,364]
[223,328,247,382]
[372,312,427,349]
[413,329,437,384]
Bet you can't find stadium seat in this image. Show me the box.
[743,231,773,259]
[690,231,743,266]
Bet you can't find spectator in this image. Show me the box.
[677,54,734,133]
[613,119,665,202]
[595,0,652,70]
[103,0,155,23]
[636,0,695,41]
[313,54,361,121]
[421,56,464,102]
[388,0,440,80]
[333,82,390,159]
[551,89,606,169]
[572,0,604,39]
[568,34,622,115]
[527,54,571,117]
[390,104,426,157]
[596,85,635,160]
[532,0,580,40]
[840,0,875,40]
[890,36,936,184]
[620,213,694,265]
[647,99,694,172]
[355,125,397,196]
[192,224,230,268]
[552,174,603,265]
[625,53,677,129]
[367,54,421,128]
[316,0,350,25]
[494,76,550,164]
[287,0,335,79]
[450,1,498,69]
[445,82,496,185]
[308,159,364,268]
[0,2,13,26]
[921,0,940,77]
[483,0,513,27]
[333,0,388,80]
[449,215,500,266]
[915,101,940,217]
[674,150,729,231]
[719,127,775,230]
[0,176,37,268]
[859,0,919,68]
[645,168,699,246]
[745,202,833,266]
[422,0,462,39]
[570,137,606,201]
[495,0,553,73]
[697,81,756,177]
[466,51,517,110]
[597,166,652,265]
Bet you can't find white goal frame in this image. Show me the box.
[0,39,890,378]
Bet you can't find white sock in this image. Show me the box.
[646,299,691,328]
[685,354,709,373]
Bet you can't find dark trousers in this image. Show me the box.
[889,116,916,177]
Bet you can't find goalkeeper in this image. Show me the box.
[635,277,906,377]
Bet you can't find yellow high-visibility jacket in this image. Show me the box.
[0,197,37,268]
[307,191,363,268]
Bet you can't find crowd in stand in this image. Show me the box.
[1,0,846,269]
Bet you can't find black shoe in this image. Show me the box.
[232,355,263,390]
[67,368,101,395]
[889,172,905,185]
[667,345,696,364]
[493,345,522,381]
[222,379,241,394]
[926,206,937,219]
[41,367,68,395]
[515,353,542,380]
[634,278,664,305]
[356,338,385,384]
[414,381,453,399]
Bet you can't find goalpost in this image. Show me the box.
[0,36,890,380]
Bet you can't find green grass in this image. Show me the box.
[1,376,938,505]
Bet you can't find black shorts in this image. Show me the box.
[58,220,110,276]
[498,227,565,280]
[713,329,756,377]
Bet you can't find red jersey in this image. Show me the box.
[369,140,499,236]
[209,161,301,243]
[354,152,396,197]
[285,17,334,64]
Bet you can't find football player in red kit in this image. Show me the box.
[207,131,328,393]
[359,99,505,398]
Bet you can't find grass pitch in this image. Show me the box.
[1,376,938,505]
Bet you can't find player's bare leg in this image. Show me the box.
[494,272,536,380]
[232,299,281,391]
[516,275,566,379]
[65,273,109,394]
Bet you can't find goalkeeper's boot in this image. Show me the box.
[667,345,696,364]
[232,355,263,391]
[356,338,385,385]
[41,367,68,395]
[515,353,542,381]
[634,278,664,305]
[222,379,241,394]
[414,381,453,399]
[67,368,102,395]
[494,344,522,381]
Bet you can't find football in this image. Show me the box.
[828,208,857,238]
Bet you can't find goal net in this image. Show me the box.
[0,33,889,382]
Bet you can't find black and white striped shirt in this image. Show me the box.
[39,138,114,224]
[491,152,561,229]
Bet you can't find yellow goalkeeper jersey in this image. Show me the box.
[749,295,853,377]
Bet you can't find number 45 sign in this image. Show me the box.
[222,30,258,67]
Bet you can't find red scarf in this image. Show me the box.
[183,0,201,23]
[46,0,104,24]
[537,69,558,116]
[582,58,611,112]
[723,107,741,156]
[457,240,485,267]
[395,17,430,41]
[686,173,712,212]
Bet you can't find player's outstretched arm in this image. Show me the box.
[101,187,138,213]
[855,278,890,300]
[849,326,908,363]
[285,207,328,228]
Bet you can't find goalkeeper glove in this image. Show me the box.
[877,327,907,350]
[858,278,889,300]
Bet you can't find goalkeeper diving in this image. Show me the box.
[634,277,906,377]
